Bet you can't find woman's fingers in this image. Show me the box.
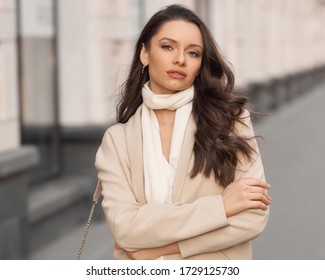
[247,192,271,206]
[242,177,271,189]
[244,186,272,199]
[243,180,272,207]
[222,177,272,217]
[249,200,269,211]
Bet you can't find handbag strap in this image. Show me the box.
[76,180,102,260]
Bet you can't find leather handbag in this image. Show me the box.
[76,181,102,260]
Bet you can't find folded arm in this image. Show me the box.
[95,126,229,252]
[178,111,271,258]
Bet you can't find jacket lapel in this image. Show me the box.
[125,106,147,204]
[172,114,196,201]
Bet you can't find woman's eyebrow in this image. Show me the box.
[159,37,202,49]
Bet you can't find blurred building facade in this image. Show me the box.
[0,0,325,259]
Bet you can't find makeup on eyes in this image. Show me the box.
[158,37,202,57]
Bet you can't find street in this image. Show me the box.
[253,82,325,259]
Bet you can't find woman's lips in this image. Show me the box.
[166,70,187,79]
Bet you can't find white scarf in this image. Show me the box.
[141,82,194,204]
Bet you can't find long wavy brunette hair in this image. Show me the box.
[117,5,255,187]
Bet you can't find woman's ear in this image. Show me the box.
[140,43,149,66]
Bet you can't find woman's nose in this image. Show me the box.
[173,51,186,66]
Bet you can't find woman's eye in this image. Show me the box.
[161,45,173,51]
[188,51,200,57]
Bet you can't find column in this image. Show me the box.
[0,0,19,153]
[0,0,39,259]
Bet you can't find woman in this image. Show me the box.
[95,4,271,260]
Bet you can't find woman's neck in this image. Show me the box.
[154,109,175,162]
[154,109,176,126]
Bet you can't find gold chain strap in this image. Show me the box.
[76,200,98,260]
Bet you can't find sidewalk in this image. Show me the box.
[30,219,114,260]
[253,82,325,259]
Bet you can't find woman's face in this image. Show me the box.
[140,20,203,94]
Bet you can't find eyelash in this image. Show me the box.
[188,51,200,58]
[161,45,200,57]
[161,45,173,51]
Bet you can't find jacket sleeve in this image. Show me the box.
[95,125,229,251]
[178,110,270,258]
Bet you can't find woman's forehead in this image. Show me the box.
[152,20,203,47]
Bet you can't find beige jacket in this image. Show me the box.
[95,106,269,260]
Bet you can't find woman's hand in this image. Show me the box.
[222,177,271,217]
[115,242,180,260]
[127,248,164,260]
